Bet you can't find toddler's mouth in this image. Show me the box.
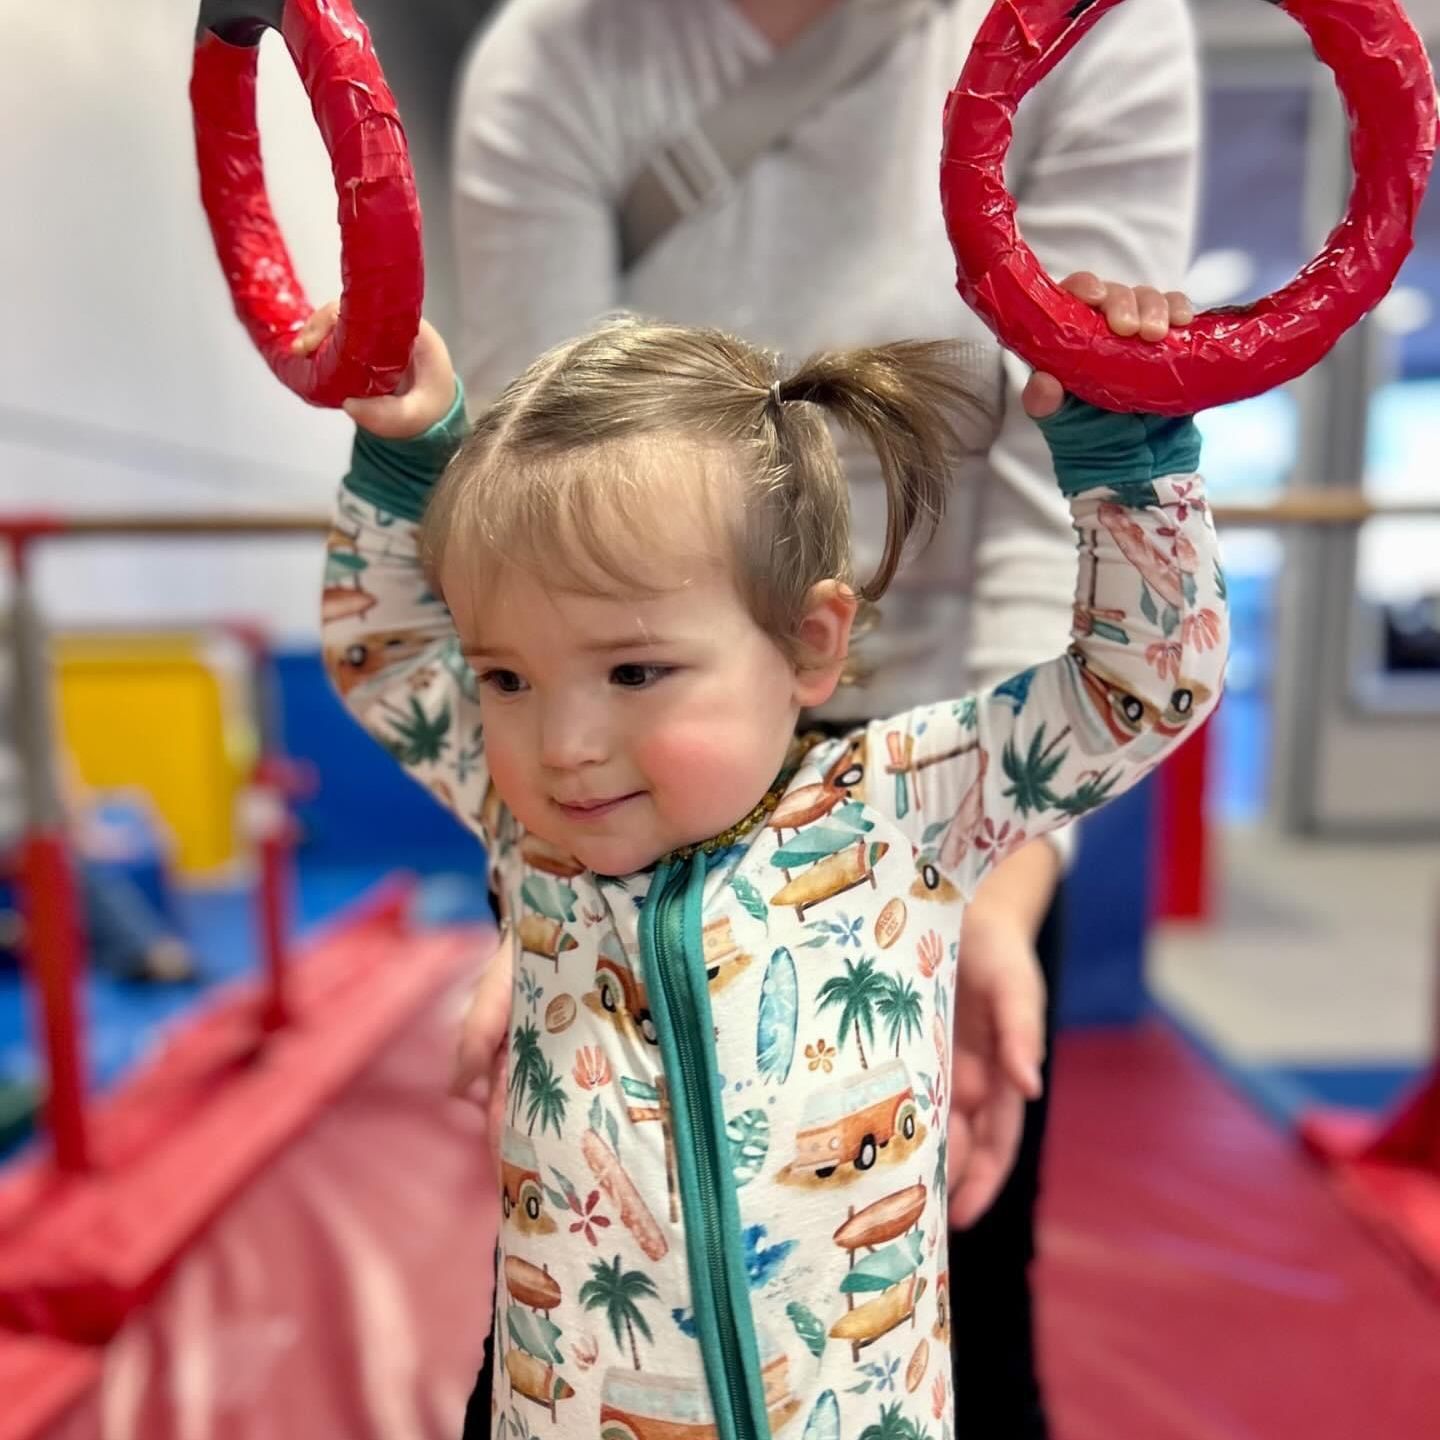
[553,792,642,821]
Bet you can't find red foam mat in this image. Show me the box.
[1039,1025,1440,1440]
[0,879,490,1343]
[10,972,497,1440]
[10,1015,1439,1439]
[0,1336,97,1440]
[1301,1073,1440,1294]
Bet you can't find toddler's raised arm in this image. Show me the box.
[864,398,1227,901]
[314,312,507,847]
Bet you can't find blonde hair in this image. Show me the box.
[421,316,985,664]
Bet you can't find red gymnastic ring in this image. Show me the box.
[942,0,1438,414]
[190,0,423,408]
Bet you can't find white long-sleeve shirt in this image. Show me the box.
[451,0,1201,718]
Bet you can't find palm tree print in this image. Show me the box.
[510,1021,542,1124]
[1055,767,1120,818]
[1000,725,1068,818]
[860,1401,931,1440]
[454,723,484,784]
[526,1056,569,1139]
[877,974,924,1057]
[380,694,451,767]
[816,957,888,1070]
[580,1255,658,1370]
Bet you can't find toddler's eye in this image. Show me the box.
[480,668,527,695]
[611,663,670,689]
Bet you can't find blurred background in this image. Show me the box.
[0,1,1438,1438]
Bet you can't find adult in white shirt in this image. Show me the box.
[450,1,1199,1434]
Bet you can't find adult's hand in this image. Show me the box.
[451,926,515,1175]
[947,904,1046,1227]
[945,837,1057,1227]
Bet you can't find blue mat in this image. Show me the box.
[1269,1063,1425,1116]
[0,861,492,1162]
[1157,1004,1425,1132]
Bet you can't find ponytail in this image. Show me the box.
[771,341,977,601]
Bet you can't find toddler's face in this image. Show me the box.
[445,554,811,877]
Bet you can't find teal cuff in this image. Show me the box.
[344,380,468,521]
[1036,396,1201,496]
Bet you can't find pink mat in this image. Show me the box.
[15,1018,1440,1438]
[14,970,498,1440]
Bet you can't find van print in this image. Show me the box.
[788,1059,919,1179]
[501,1129,551,1232]
[597,1334,802,1440]
[593,934,659,1045]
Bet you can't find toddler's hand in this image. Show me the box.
[291,302,458,439]
[1023,272,1194,418]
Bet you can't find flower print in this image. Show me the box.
[917,930,943,979]
[804,913,864,951]
[851,1355,902,1395]
[1145,640,1183,681]
[973,818,1026,870]
[567,1188,612,1246]
[572,1334,600,1371]
[1171,479,1206,524]
[805,1039,837,1073]
[573,1046,613,1091]
[1182,608,1223,651]
[933,1371,948,1420]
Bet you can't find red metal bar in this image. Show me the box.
[18,830,90,1173]
[254,779,293,1034]
[7,532,92,1174]
[1153,715,1212,922]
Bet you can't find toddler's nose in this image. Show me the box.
[538,703,607,770]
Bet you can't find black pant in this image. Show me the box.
[944,887,1064,1440]
[461,892,1064,1440]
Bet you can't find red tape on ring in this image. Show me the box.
[190,0,423,408]
[942,0,1438,414]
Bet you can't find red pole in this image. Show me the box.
[7,532,90,1172]
[228,629,304,1037]
[1153,714,1213,923]
[18,830,90,1171]
[252,761,293,1033]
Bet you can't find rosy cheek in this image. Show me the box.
[636,716,767,798]
[636,729,724,782]
[482,720,527,807]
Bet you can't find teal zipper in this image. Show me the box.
[640,857,767,1440]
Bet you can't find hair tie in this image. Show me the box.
[769,380,784,409]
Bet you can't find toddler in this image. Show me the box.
[314,282,1225,1440]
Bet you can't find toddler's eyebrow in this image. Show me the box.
[462,635,673,659]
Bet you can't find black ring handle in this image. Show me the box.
[196,0,285,45]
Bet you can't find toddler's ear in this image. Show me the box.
[792,580,858,709]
